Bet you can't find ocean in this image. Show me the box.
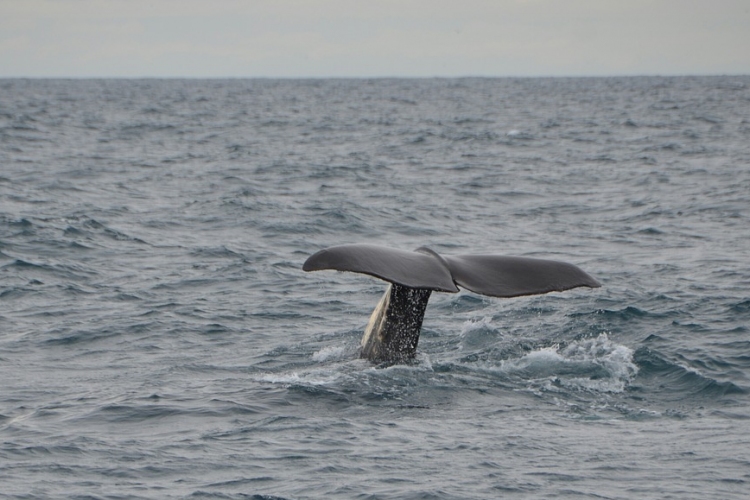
[1,76,749,499]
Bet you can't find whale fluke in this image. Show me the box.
[303,244,458,292]
[443,254,601,297]
[303,244,600,363]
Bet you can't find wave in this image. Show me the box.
[634,347,747,400]
[253,325,747,419]
[494,333,638,394]
[188,493,292,500]
[256,333,639,401]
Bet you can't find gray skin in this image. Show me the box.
[359,283,432,363]
[303,244,601,364]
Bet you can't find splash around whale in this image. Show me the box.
[303,244,601,363]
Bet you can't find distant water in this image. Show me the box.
[1,77,749,499]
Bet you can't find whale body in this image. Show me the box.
[303,244,601,363]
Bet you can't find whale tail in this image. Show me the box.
[359,283,431,362]
[303,244,600,363]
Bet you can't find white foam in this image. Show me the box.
[506,129,533,139]
[255,370,341,386]
[500,345,560,373]
[500,333,638,393]
[312,345,349,363]
[459,316,494,337]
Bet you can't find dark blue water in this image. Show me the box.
[1,77,749,499]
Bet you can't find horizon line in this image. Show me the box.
[2,72,749,80]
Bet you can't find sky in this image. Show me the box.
[1,0,749,78]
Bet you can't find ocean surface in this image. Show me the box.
[1,76,749,499]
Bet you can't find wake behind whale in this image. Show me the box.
[303,244,601,363]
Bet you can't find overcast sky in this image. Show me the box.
[2,0,749,78]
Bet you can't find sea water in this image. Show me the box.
[1,77,749,498]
